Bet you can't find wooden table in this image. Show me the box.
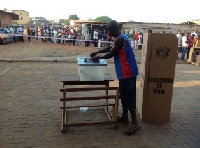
[60,74,119,133]
[193,47,200,66]
[188,47,200,62]
[193,47,200,51]
[61,74,114,88]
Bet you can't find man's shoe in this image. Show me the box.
[117,116,129,124]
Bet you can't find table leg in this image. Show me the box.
[105,83,109,113]
[61,90,67,133]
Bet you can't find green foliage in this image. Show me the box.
[128,20,135,22]
[49,20,54,26]
[59,19,67,24]
[66,14,80,25]
[94,16,112,23]
[68,14,79,20]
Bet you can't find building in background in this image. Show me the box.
[70,20,107,39]
[0,10,19,27]
[121,21,200,35]
[6,10,29,25]
[190,19,200,25]
[29,17,50,26]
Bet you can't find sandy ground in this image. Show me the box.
[1,36,200,147]
[0,36,142,62]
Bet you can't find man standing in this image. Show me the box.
[134,31,139,49]
[77,30,82,46]
[32,26,36,38]
[27,27,32,42]
[61,29,65,45]
[181,33,188,61]
[84,31,90,47]
[18,26,24,42]
[187,34,194,60]
[36,27,39,40]
[102,30,107,47]
[191,30,198,38]
[176,30,182,59]
[90,20,140,135]
[98,30,103,48]
[93,29,98,47]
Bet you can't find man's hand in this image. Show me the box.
[91,55,101,62]
[90,52,98,58]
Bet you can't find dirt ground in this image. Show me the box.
[1,36,200,147]
[0,36,142,62]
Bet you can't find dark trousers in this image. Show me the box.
[32,32,35,38]
[73,38,76,45]
[94,39,98,47]
[19,35,24,42]
[187,47,191,59]
[85,41,89,47]
[119,77,136,110]
[28,36,31,41]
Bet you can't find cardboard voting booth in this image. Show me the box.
[138,33,177,123]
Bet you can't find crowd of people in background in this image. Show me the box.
[176,30,199,64]
[4,25,199,64]
[7,25,25,42]
[123,30,143,50]
[5,25,145,50]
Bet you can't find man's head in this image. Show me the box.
[185,33,188,37]
[107,20,120,37]
[178,30,181,34]
[191,34,195,39]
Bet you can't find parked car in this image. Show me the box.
[0,28,13,44]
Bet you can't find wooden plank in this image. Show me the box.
[104,107,112,121]
[63,81,108,86]
[60,95,116,101]
[60,74,114,82]
[62,90,66,131]
[64,121,116,127]
[60,102,115,109]
[60,87,118,92]
[193,47,200,50]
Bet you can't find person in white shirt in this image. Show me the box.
[68,31,72,45]
[176,30,182,59]
[181,33,188,60]
[84,31,90,47]
[9,27,14,34]
[93,30,98,47]
[53,29,58,44]
[18,26,24,42]
[191,30,198,38]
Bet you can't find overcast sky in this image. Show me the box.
[1,0,200,23]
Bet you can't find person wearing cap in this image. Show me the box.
[18,26,24,42]
[90,20,140,135]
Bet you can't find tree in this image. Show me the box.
[59,19,67,24]
[66,14,80,25]
[128,20,135,22]
[94,16,112,23]
[88,18,93,21]
[49,20,54,26]
[68,14,79,20]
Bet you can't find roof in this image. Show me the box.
[71,20,107,24]
[189,20,200,25]
[0,10,19,20]
[9,10,28,13]
[181,21,196,25]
